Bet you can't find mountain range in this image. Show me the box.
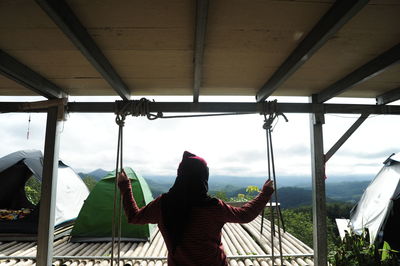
[78,168,372,208]
[78,168,109,180]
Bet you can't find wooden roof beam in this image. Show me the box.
[256,0,369,102]
[376,87,400,105]
[35,0,130,100]
[317,43,400,103]
[0,50,64,99]
[193,0,209,103]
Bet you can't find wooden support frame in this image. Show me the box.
[1,101,400,115]
[256,0,368,102]
[1,98,400,265]
[317,43,400,103]
[35,0,130,100]
[193,0,209,103]
[36,106,62,265]
[376,87,400,105]
[0,50,64,99]
[309,95,327,266]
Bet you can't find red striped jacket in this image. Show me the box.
[119,181,274,266]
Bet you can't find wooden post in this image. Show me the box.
[309,95,327,265]
[36,106,62,265]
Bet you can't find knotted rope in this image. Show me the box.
[111,114,125,266]
[261,100,288,265]
[115,98,162,120]
[115,98,255,119]
[111,98,160,265]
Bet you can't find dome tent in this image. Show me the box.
[0,150,89,240]
[71,167,155,242]
[350,153,400,250]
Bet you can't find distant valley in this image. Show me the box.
[79,168,372,209]
[144,174,371,207]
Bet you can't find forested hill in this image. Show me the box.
[214,186,336,208]
[77,170,371,209]
[275,181,370,208]
[275,187,316,208]
[146,179,370,209]
[325,181,370,202]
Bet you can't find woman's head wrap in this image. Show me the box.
[161,151,217,251]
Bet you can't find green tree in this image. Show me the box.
[229,185,260,202]
[281,209,314,247]
[213,191,228,201]
[25,176,41,205]
[329,230,399,265]
[82,176,97,191]
[281,205,341,250]
[326,202,354,219]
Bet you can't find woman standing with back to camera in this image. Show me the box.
[118,151,274,266]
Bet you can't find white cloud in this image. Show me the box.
[1,96,399,181]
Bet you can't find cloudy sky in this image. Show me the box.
[1,95,399,181]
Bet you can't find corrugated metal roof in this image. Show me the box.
[0,216,314,266]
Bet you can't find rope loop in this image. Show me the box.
[115,114,126,127]
[147,111,163,120]
[262,100,288,131]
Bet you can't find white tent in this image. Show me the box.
[0,150,89,233]
[350,153,400,249]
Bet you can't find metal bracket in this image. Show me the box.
[325,113,369,162]
[311,95,325,125]
[20,98,68,121]
[312,108,325,125]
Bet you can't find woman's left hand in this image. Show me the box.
[117,170,130,189]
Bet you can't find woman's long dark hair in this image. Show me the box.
[161,151,217,251]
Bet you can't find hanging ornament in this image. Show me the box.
[26,114,31,140]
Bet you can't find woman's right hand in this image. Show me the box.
[263,180,274,191]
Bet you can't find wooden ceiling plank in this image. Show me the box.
[317,43,400,103]
[0,50,63,99]
[193,0,209,103]
[35,0,130,100]
[376,87,400,105]
[255,0,369,102]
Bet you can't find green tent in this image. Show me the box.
[71,167,155,242]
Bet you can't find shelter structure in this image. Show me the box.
[350,153,400,251]
[0,0,399,265]
[71,167,155,242]
[0,150,89,241]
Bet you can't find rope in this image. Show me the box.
[115,98,162,120]
[115,98,257,120]
[266,126,275,264]
[112,98,291,265]
[261,102,288,265]
[117,115,124,264]
[112,99,155,265]
[268,129,284,264]
[269,129,286,234]
[152,112,253,119]
[111,114,125,266]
